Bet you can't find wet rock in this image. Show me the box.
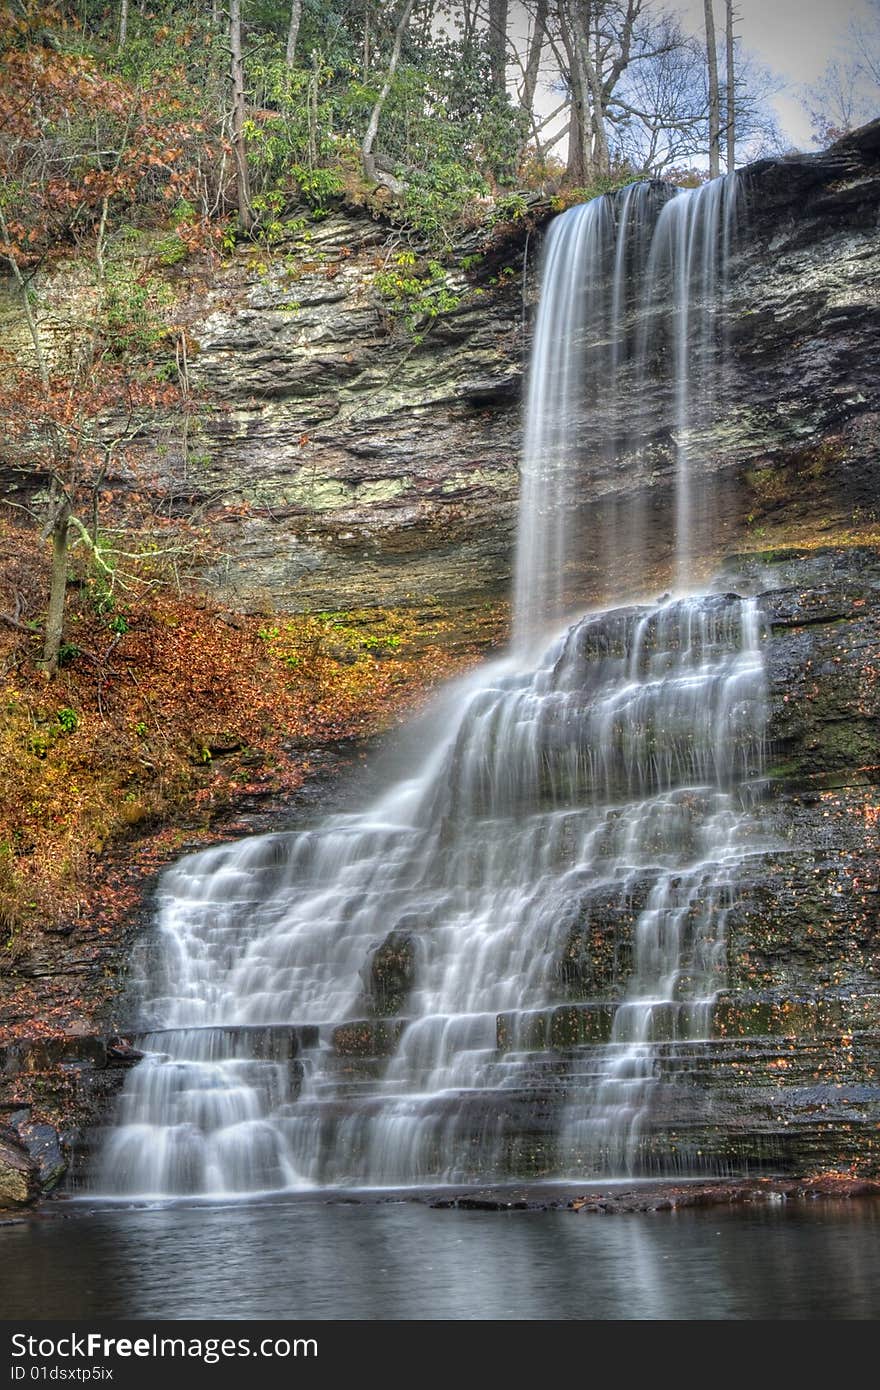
[332,1019,407,1057]
[444,1195,530,1211]
[557,882,648,998]
[364,931,416,1017]
[0,1124,39,1208]
[455,375,521,405]
[496,1005,616,1052]
[106,1037,144,1067]
[568,1177,880,1214]
[15,1121,66,1192]
[0,1034,108,1075]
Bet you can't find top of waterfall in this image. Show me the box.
[512,171,742,653]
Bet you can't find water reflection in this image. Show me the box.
[2,1200,879,1320]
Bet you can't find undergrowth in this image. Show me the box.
[0,520,499,951]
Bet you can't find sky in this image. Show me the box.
[503,0,879,159]
[680,0,878,148]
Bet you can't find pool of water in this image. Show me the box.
[2,1195,879,1320]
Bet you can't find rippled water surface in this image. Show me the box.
[3,1198,879,1320]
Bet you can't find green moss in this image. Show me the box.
[284,475,410,511]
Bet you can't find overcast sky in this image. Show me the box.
[503,0,879,157]
[680,0,877,147]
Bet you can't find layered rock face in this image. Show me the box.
[149,122,880,616]
[716,547,880,1171]
[324,550,880,1182]
[3,126,878,621]
[166,215,524,616]
[548,545,880,1177]
[53,547,878,1193]
[299,551,880,1181]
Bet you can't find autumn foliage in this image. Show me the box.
[0,5,222,265]
[0,7,511,992]
[0,514,497,954]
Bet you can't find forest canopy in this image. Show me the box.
[2,0,793,269]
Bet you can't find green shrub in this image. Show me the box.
[373,252,460,334]
[56,708,79,735]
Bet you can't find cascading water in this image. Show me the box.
[96,175,767,1198]
[515,174,740,640]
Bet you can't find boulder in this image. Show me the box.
[0,1124,39,1208]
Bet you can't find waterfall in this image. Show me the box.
[514,175,740,646]
[96,176,766,1198]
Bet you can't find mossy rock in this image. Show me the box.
[364,930,416,1017]
[0,1125,39,1207]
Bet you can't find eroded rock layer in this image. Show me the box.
[161,123,879,613]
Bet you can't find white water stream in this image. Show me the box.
[98,176,766,1197]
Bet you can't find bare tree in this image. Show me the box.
[610,32,709,174]
[804,60,863,140]
[725,0,735,170]
[229,0,253,232]
[457,0,482,49]
[555,3,589,181]
[488,0,509,99]
[285,0,303,68]
[803,1,880,140]
[551,2,670,184]
[703,0,721,176]
[516,0,549,160]
[555,1,616,182]
[118,0,128,52]
[853,0,880,86]
[362,0,417,192]
[0,205,70,673]
[520,0,548,118]
[572,3,613,177]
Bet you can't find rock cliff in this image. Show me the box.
[155,212,526,617]
[150,121,880,616]
[2,124,880,1204]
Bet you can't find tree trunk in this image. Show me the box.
[230,0,253,232]
[557,7,583,183]
[519,0,548,154]
[0,206,49,388]
[461,0,480,47]
[488,0,508,100]
[361,0,416,191]
[725,0,735,171]
[704,0,721,177]
[0,206,71,670]
[42,493,71,675]
[285,0,302,68]
[307,49,320,166]
[118,0,128,51]
[563,2,610,182]
[580,15,610,178]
